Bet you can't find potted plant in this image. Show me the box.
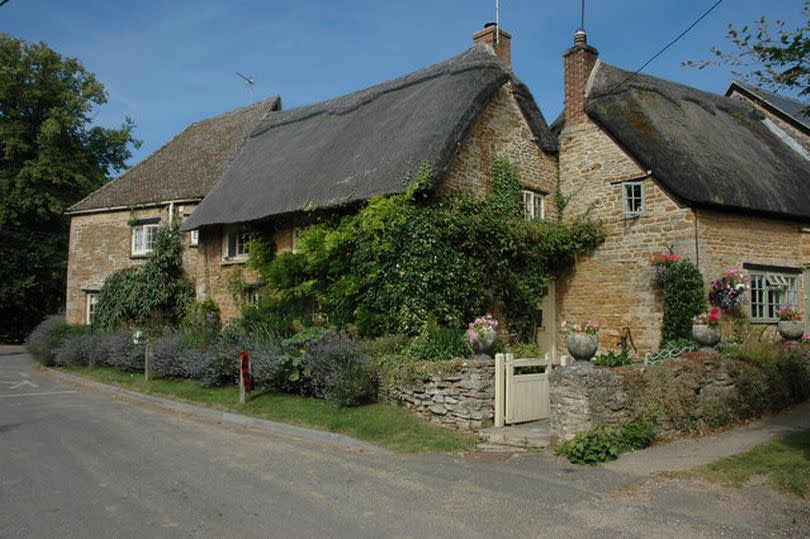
[775,305,804,341]
[708,269,750,313]
[564,320,602,364]
[692,308,722,350]
[466,314,499,359]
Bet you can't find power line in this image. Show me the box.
[588,0,725,104]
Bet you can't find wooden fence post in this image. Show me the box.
[144,342,153,381]
[494,353,505,428]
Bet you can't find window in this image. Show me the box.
[223,226,250,260]
[750,271,799,322]
[244,288,260,307]
[190,229,199,247]
[85,292,99,325]
[291,227,300,254]
[519,190,545,221]
[131,224,158,256]
[623,181,645,217]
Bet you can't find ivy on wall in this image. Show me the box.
[661,259,706,344]
[242,157,605,339]
[92,218,193,332]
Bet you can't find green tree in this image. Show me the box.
[685,3,810,98]
[0,33,139,341]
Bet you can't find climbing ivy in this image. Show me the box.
[92,217,194,332]
[245,158,604,339]
[661,259,706,344]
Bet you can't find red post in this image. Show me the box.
[239,351,253,404]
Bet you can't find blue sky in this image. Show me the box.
[2,0,803,167]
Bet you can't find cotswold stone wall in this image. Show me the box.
[549,355,796,442]
[440,83,557,200]
[378,360,495,432]
[65,204,199,325]
[557,120,696,354]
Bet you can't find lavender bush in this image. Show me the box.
[99,331,144,371]
[25,314,79,366]
[53,332,108,367]
[302,331,376,406]
[151,332,199,379]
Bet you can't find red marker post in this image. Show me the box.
[239,351,254,404]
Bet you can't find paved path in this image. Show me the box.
[1,346,808,538]
[605,400,810,475]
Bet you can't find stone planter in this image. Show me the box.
[692,324,721,350]
[470,331,497,359]
[778,320,805,341]
[566,333,598,363]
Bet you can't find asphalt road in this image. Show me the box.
[1,346,808,538]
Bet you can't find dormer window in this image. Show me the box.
[222,225,250,261]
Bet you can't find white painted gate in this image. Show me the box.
[494,353,551,426]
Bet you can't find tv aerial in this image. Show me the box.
[235,72,255,102]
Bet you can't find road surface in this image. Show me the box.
[1,346,807,538]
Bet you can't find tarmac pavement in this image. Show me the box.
[1,345,808,538]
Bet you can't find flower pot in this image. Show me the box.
[566,333,598,362]
[692,324,721,349]
[470,331,497,358]
[778,320,805,341]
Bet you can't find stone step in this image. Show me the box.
[478,420,552,450]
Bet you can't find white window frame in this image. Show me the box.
[519,189,545,221]
[85,292,99,325]
[291,227,300,254]
[131,224,159,256]
[623,181,645,218]
[750,271,800,323]
[189,229,199,247]
[222,226,250,261]
[244,288,260,307]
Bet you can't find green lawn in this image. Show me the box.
[61,367,476,453]
[695,429,810,497]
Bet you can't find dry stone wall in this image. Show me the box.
[378,360,495,432]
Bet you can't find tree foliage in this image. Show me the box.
[685,2,810,98]
[92,219,193,332]
[243,158,604,340]
[0,33,139,340]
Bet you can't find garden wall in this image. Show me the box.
[549,352,810,442]
[378,359,495,432]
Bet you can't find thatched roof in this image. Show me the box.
[585,62,810,221]
[67,96,281,213]
[727,81,810,133]
[182,44,555,230]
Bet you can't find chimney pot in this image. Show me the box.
[563,30,599,125]
[472,23,512,70]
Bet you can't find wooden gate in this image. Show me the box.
[494,353,551,427]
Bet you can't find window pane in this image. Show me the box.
[133,227,143,253]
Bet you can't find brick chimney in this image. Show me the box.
[473,22,511,69]
[563,29,598,125]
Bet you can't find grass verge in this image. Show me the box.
[694,429,810,497]
[58,366,475,453]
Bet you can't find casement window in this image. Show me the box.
[131,223,159,256]
[190,229,199,247]
[750,271,800,322]
[519,190,545,221]
[85,292,99,325]
[291,227,300,254]
[244,288,260,307]
[623,181,645,218]
[222,226,250,260]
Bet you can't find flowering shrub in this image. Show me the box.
[563,320,602,335]
[648,252,682,284]
[802,332,810,343]
[708,269,750,312]
[693,308,721,327]
[466,314,498,344]
[775,305,802,321]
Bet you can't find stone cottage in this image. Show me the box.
[64,97,281,325]
[67,25,810,356]
[555,30,810,353]
[180,26,559,322]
